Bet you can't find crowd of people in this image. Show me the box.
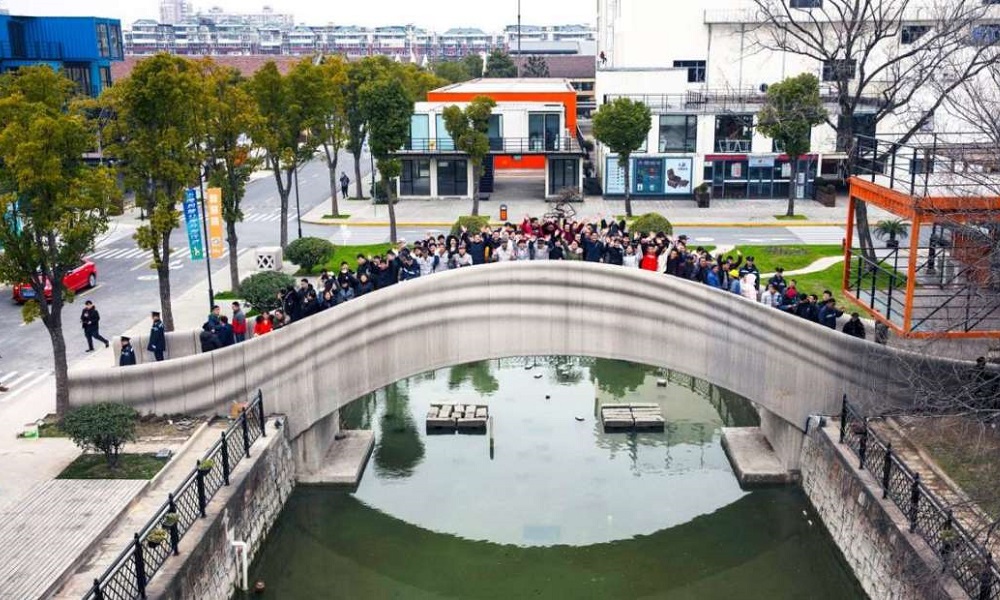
[187,215,866,349]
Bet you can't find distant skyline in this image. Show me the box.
[6,0,595,29]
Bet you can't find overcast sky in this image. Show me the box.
[7,0,593,30]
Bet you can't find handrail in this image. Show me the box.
[83,390,267,600]
[398,136,584,155]
[839,397,1000,600]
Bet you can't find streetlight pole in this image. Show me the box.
[294,160,303,239]
[197,167,215,311]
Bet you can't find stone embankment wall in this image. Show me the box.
[800,425,964,600]
[146,426,295,600]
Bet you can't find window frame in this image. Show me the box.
[822,59,857,81]
[658,114,698,153]
[672,60,706,83]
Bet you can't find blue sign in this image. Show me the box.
[183,189,204,261]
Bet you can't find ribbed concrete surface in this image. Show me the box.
[0,479,145,600]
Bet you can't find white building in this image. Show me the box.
[159,0,192,25]
[594,0,990,200]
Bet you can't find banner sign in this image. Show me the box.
[206,187,224,259]
[183,189,204,261]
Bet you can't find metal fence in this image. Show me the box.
[839,398,1000,600]
[84,390,267,600]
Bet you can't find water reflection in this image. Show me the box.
[347,356,762,546]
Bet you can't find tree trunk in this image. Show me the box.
[278,185,290,250]
[47,320,69,416]
[327,160,340,218]
[786,158,797,217]
[836,110,877,263]
[354,151,364,199]
[471,162,480,216]
[623,156,633,218]
[386,178,397,244]
[158,234,174,332]
[226,220,240,294]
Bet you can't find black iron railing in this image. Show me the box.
[399,136,584,155]
[84,390,267,600]
[839,398,1000,600]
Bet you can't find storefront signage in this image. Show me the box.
[749,156,776,168]
[605,157,694,196]
[206,187,224,259]
[183,189,204,261]
[604,157,627,195]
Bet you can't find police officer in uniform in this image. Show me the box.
[148,312,166,361]
[119,336,137,366]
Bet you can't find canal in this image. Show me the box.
[244,357,865,599]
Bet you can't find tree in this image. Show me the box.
[60,403,138,469]
[433,60,472,83]
[462,54,484,79]
[522,55,550,78]
[397,63,447,101]
[484,49,518,78]
[592,97,651,218]
[198,58,260,293]
[0,66,118,415]
[109,53,203,332]
[310,56,349,218]
[361,75,413,244]
[344,57,394,200]
[248,60,321,249]
[756,73,827,217]
[749,0,1000,259]
[442,96,497,217]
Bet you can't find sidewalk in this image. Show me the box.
[303,194,893,228]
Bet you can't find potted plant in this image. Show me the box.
[874,218,910,249]
[161,512,179,528]
[694,183,711,208]
[814,178,838,207]
[145,528,169,548]
[197,458,214,473]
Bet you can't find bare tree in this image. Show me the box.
[749,0,1000,260]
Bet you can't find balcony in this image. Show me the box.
[714,139,752,153]
[397,136,584,156]
[606,86,883,113]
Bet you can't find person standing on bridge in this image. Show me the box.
[119,336,137,366]
[148,312,166,362]
[80,300,110,353]
[340,172,350,200]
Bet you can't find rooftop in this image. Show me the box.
[432,78,576,95]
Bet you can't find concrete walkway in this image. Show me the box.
[303,194,891,228]
[0,479,147,600]
[763,255,845,278]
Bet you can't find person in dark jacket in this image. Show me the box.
[604,239,624,266]
[301,290,321,319]
[355,254,372,282]
[796,295,820,322]
[283,287,301,322]
[399,254,421,281]
[582,232,604,262]
[818,299,844,329]
[336,263,358,290]
[335,281,356,304]
[81,300,110,352]
[200,323,220,353]
[148,312,166,361]
[216,316,236,347]
[356,273,375,296]
[119,336,137,366]
[842,313,866,339]
[373,258,397,289]
[461,229,489,265]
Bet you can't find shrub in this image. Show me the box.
[630,213,673,236]
[60,403,138,470]
[450,215,491,236]
[285,237,335,273]
[240,271,295,313]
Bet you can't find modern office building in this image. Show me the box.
[0,13,124,97]
[593,0,986,200]
[394,79,585,200]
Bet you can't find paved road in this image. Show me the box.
[0,151,370,387]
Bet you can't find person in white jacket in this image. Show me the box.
[622,245,640,268]
[741,273,758,301]
[494,239,515,262]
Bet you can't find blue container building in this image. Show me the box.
[0,14,124,96]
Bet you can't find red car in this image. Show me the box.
[12,261,98,304]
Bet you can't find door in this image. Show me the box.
[529,113,561,151]
[437,160,468,196]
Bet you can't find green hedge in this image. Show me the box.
[285,237,335,273]
[630,213,673,236]
[239,271,295,313]
[450,215,491,237]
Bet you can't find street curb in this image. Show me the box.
[302,220,849,229]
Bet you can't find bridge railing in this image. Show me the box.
[839,397,1000,600]
[83,390,267,600]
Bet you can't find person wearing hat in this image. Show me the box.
[119,336,137,366]
[148,312,166,361]
[768,267,787,294]
[80,300,110,353]
[738,255,761,291]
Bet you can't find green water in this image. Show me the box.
[246,357,864,599]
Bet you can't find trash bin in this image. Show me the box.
[500,204,508,221]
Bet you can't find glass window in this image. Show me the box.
[790,0,822,7]
[529,113,561,151]
[435,114,454,151]
[714,115,753,153]
[672,60,706,83]
[901,25,930,45]
[488,114,503,151]
[822,59,857,81]
[437,159,468,196]
[96,23,110,57]
[658,115,697,153]
[109,25,123,58]
[62,63,92,97]
[401,159,431,196]
[99,67,112,91]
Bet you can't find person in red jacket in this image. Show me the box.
[231,302,248,343]
[639,246,660,271]
[252,314,272,337]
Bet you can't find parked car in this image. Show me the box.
[12,261,97,304]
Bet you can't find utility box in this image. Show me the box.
[255,247,283,271]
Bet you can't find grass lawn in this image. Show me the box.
[791,263,849,305]
[730,244,843,272]
[58,453,168,480]
[317,243,394,274]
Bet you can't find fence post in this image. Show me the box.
[91,579,104,600]
[909,473,921,533]
[221,431,231,486]
[978,553,993,600]
[196,463,207,518]
[167,493,180,556]
[839,395,847,443]
[133,533,148,599]
[241,408,251,458]
[858,421,868,470]
[882,443,892,498]
[258,391,266,437]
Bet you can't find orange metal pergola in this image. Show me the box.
[844,178,1000,339]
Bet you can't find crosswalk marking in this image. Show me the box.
[242,211,299,223]
[0,370,51,393]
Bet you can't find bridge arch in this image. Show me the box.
[68,262,951,469]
